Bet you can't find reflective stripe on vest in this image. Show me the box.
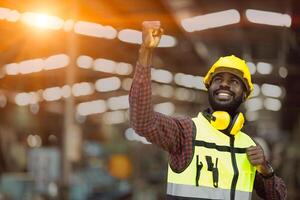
[167,112,256,200]
[167,183,252,200]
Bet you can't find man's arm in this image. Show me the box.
[129,21,194,157]
[247,145,287,199]
[254,172,287,200]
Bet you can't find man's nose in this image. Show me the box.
[220,79,230,88]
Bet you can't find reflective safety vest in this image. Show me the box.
[167,112,256,200]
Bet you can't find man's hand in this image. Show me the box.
[138,21,164,67]
[142,21,164,49]
[247,145,273,177]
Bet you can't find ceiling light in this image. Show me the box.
[245,9,292,27]
[158,85,174,98]
[115,62,133,75]
[245,97,263,111]
[77,100,107,116]
[107,95,129,110]
[121,78,133,91]
[43,87,62,101]
[181,9,240,32]
[19,59,44,74]
[278,67,288,78]
[151,68,173,84]
[76,55,93,69]
[193,76,206,90]
[74,21,117,39]
[72,82,94,97]
[0,7,10,20]
[5,63,19,75]
[95,77,121,92]
[247,62,256,75]
[44,54,69,70]
[252,84,260,97]
[93,58,116,73]
[15,93,31,106]
[264,98,282,111]
[261,83,282,98]
[6,9,20,22]
[118,29,177,47]
[21,12,64,30]
[256,62,273,74]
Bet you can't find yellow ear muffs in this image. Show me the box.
[228,112,245,135]
[210,111,231,131]
[210,111,245,135]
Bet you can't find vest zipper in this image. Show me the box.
[230,136,239,200]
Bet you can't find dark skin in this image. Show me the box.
[138,20,273,177]
[208,73,246,115]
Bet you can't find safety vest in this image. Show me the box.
[167,112,256,200]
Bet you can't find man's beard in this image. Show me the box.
[208,90,244,114]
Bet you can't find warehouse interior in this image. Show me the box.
[0,0,299,199]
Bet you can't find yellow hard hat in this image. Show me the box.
[203,55,253,98]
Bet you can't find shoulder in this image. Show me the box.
[174,115,194,130]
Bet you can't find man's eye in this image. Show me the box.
[213,77,222,82]
[231,79,239,85]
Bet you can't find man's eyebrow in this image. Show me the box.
[214,74,223,78]
[231,75,242,81]
[231,76,239,80]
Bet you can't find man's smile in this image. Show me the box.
[214,89,234,101]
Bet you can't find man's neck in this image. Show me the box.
[208,107,238,117]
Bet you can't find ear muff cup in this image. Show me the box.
[211,111,230,131]
[227,112,245,135]
[210,111,244,135]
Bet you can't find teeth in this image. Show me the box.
[218,92,230,97]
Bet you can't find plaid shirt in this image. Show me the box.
[129,63,287,200]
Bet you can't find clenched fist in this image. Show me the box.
[142,21,164,49]
[247,145,273,177]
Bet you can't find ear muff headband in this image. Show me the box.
[209,111,244,135]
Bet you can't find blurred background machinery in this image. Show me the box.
[0,0,299,199]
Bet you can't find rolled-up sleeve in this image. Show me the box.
[254,172,287,200]
[129,63,194,170]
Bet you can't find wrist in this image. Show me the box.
[138,45,153,67]
[139,44,154,52]
[258,162,274,178]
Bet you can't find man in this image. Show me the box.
[129,21,287,200]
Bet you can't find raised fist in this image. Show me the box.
[142,21,164,49]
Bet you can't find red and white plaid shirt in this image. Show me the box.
[129,63,287,200]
